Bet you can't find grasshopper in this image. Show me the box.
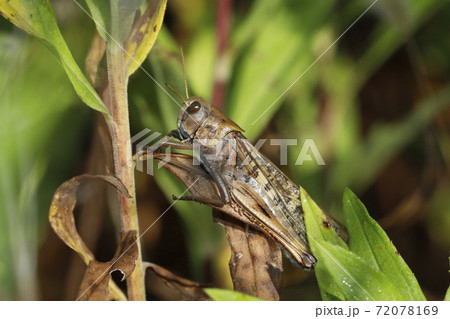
[146,86,345,270]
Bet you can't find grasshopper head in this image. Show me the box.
[177,97,212,141]
[176,96,244,141]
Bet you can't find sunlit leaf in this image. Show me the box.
[0,0,109,115]
[303,187,425,301]
[302,187,346,300]
[303,188,400,300]
[343,189,426,300]
[311,241,404,301]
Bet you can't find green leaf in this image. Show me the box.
[301,186,346,300]
[205,288,263,301]
[343,189,426,301]
[445,285,450,301]
[0,0,109,115]
[303,187,422,301]
[85,0,143,43]
[84,0,111,41]
[301,187,347,248]
[312,241,405,301]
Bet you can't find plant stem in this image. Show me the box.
[106,26,145,301]
[212,0,232,109]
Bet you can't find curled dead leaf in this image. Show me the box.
[49,174,130,263]
[48,174,131,300]
[77,231,139,301]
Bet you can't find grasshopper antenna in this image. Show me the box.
[166,83,187,105]
[180,45,189,99]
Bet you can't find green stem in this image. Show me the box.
[106,0,145,301]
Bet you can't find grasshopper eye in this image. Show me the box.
[186,101,201,114]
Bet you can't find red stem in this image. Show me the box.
[212,0,232,110]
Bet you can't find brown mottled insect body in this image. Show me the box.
[150,94,331,269]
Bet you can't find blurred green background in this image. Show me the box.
[0,0,449,300]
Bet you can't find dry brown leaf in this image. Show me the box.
[85,29,106,87]
[144,262,209,300]
[77,261,114,301]
[214,212,282,301]
[77,231,139,301]
[48,174,131,300]
[142,152,283,300]
[49,174,130,263]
